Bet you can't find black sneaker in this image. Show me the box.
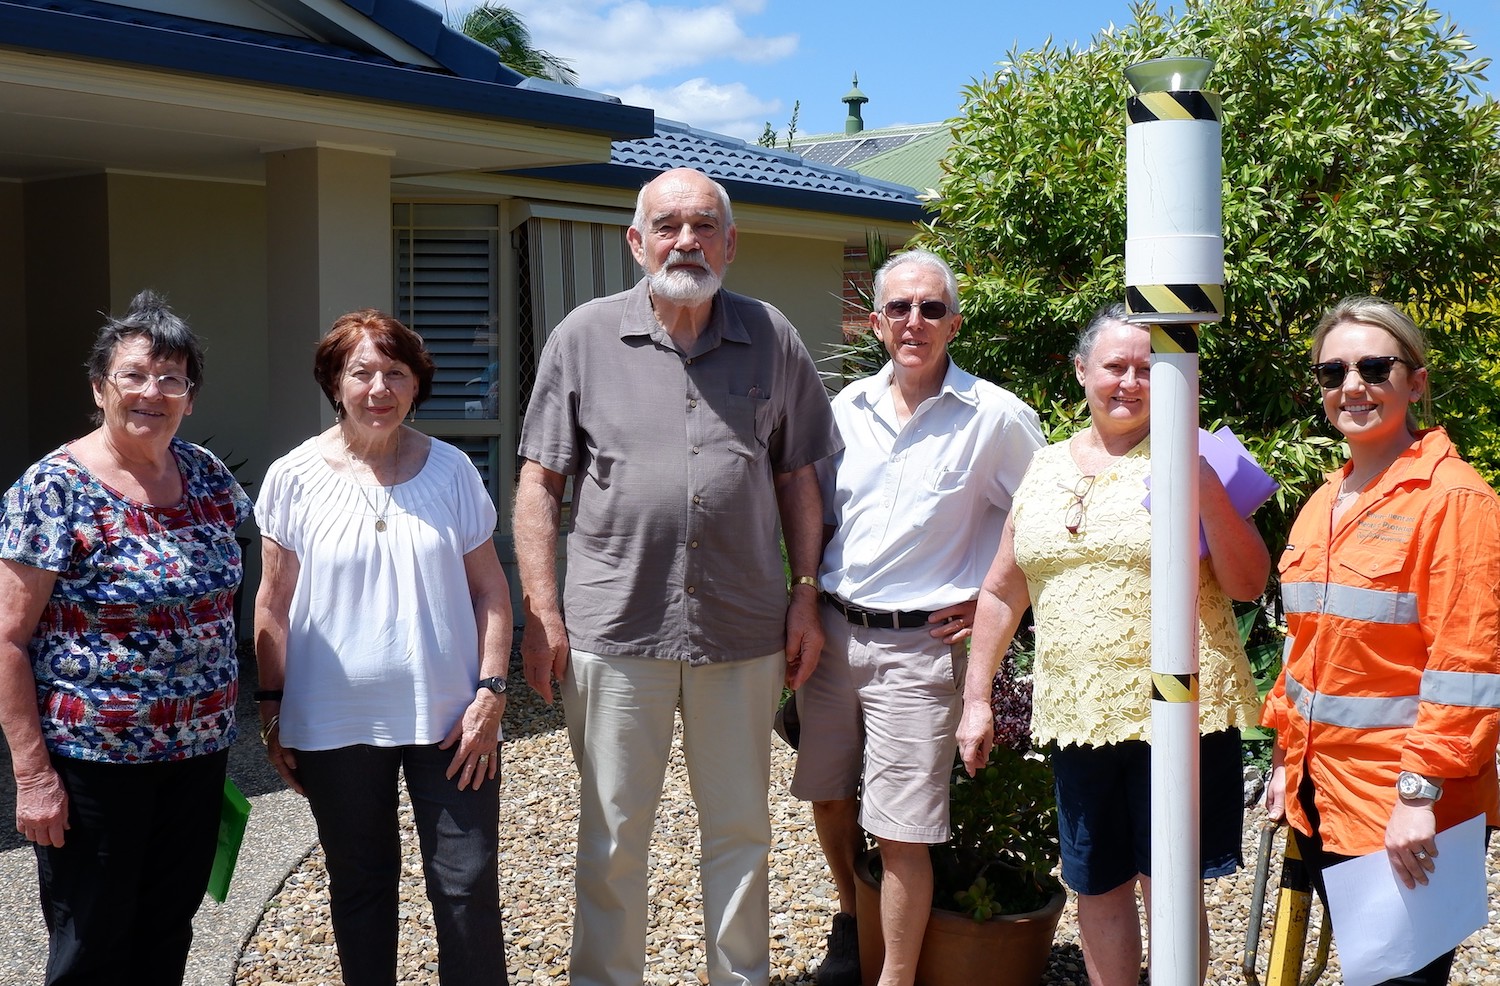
[816,912,860,986]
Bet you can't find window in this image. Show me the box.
[392,201,640,528]
[393,203,506,513]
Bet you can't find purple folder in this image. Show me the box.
[1142,427,1277,558]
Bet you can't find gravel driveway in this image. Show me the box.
[3,652,1499,985]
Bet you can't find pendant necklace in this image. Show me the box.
[343,427,400,532]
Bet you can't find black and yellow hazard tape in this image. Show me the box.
[1126,283,1223,320]
[1127,90,1222,124]
[1151,672,1199,703]
[1150,324,1200,354]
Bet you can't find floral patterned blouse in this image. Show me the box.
[0,439,251,763]
[1010,438,1260,748]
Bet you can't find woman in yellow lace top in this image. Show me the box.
[957,305,1266,986]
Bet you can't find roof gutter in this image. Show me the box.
[0,1,654,139]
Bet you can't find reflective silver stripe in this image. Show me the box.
[1421,669,1500,709]
[1280,581,1418,625]
[1284,672,1419,729]
[1281,581,1324,615]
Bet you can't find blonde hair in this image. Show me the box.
[1311,295,1430,430]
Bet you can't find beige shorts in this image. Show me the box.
[789,601,967,844]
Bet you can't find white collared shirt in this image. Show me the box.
[818,359,1044,611]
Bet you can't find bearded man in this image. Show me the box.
[514,167,839,986]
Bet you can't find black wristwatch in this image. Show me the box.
[476,676,508,696]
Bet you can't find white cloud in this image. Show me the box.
[497,1,797,87]
[417,0,794,139]
[616,78,781,142]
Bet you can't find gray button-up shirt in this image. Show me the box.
[519,280,840,664]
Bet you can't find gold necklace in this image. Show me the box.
[342,427,400,532]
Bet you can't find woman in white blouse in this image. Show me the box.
[254,309,513,986]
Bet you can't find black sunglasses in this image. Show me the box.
[1311,355,1416,390]
[882,299,951,321]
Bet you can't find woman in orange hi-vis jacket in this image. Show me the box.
[1262,296,1500,986]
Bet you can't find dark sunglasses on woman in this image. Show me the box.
[1310,355,1417,390]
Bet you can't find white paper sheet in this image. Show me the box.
[1322,813,1488,986]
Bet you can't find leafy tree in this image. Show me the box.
[459,3,578,85]
[758,122,779,148]
[925,0,1500,570]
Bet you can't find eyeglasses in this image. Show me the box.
[1310,356,1415,390]
[1063,475,1096,535]
[882,299,952,321]
[110,370,193,398]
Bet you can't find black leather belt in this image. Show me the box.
[821,592,933,630]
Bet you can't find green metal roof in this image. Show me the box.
[852,129,951,193]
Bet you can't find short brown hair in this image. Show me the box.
[312,309,436,409]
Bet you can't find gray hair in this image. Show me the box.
[872,249,960,313]
[87,289,205,391]
[630,169,735,237]
[1072,303,1132,364]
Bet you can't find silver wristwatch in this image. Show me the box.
[1396,771,1442,802]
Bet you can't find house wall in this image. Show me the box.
[726,232,846,376]
[106,173,270,483]
[23,175,111,468]
[0,182,27,487]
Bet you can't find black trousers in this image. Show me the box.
[35,748,228,986]
[1293,775,1457,986]
[296,743,508,986]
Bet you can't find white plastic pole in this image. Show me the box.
[1149,347,1201,986]
[1123,56,1223,986]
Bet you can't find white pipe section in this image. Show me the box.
[1125,120,1223,288]
[1149,348,1202,986]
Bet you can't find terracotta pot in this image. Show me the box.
[852,849,1065,986]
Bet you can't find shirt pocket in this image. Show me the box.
[928,469,970,494]
[722,393,772,462]
[1330,552,1416,641]
[903,469,971,533]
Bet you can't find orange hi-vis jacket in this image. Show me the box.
[1262,429,1500,856]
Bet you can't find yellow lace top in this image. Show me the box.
[1011,439,1260,747]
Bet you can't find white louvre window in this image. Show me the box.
[392,202,640,530]
[393,204,505,516]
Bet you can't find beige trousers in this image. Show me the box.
[562,648,784,986]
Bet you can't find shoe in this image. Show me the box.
[816,911,860,986]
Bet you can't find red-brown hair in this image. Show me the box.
[312,309,436,409]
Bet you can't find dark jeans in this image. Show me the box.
[296,743,507,986]
[36,748,228,986]
[1294,776,1456,986]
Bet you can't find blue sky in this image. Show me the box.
[417,1,1500,142]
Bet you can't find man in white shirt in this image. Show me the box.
[791,249,1044,986]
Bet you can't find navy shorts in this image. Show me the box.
[1051,728,1244,895]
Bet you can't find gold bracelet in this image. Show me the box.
[259,714,280,746]
[790,575,819,592]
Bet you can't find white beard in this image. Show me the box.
[648,253,722,305]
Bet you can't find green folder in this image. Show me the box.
[208,778,252,903]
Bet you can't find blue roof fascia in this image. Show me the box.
[0,1,652,139]
[338,0,523,85]
[525,161,929,224]
[508,121,930,224]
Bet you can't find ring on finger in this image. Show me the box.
[478,754,490,763]
[1416,850,1428,860]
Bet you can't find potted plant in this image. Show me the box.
[852,648,1065,986]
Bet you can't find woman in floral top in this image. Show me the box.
[0,290,250,985]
